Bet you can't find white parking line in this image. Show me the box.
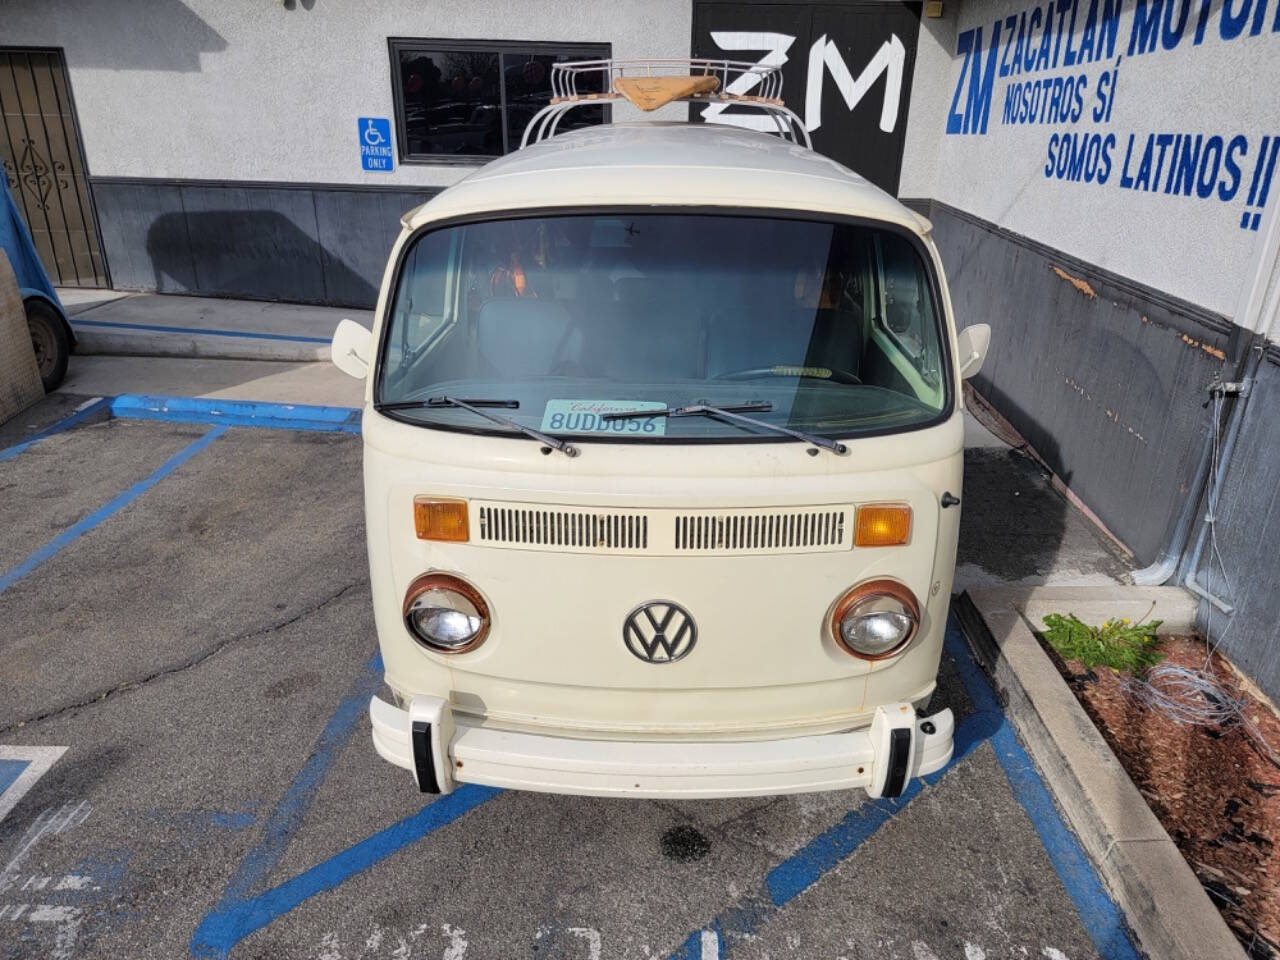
[0,746,68,823]
[2,800,91,885]
[442,923,469,960]
[0,798,92,960]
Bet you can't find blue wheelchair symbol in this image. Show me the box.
[358,117,393,172]
[363,119,386,147]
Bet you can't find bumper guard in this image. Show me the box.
[371,695,953,799]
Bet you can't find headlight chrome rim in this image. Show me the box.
[402,572,491,654]
[830,578,920,660]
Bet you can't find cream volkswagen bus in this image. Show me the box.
[331,60,990,800]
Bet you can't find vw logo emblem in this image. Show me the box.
[623,601,697,663]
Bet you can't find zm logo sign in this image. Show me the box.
[703,31,905,135]
[358,117,394,172]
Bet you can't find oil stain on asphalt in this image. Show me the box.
[661,824,712,863]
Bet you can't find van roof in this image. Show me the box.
[403,122,931,236]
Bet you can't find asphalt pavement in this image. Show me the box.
[0,385,1137,960]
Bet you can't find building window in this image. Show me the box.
[389,39,611,162]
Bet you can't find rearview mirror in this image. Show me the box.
[331,318,372,380]
[956,324,991,380]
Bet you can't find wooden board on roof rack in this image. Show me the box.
[613,75,718,111]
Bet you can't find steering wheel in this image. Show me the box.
[713,364,862,386]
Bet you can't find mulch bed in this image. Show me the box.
[1044,634,1280,958]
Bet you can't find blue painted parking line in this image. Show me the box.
[0,397,110,463]
[670,617,1140,960]
[668,715,990,953]
[110,395,361,434]
[188,608,1138,959]
[191,786,500,957]
[190,651,502,958]
[0,425,226,596]
[217,652,386,906]
[0,393,361,438]
[71,318,331,344]
[945,620,1143,960]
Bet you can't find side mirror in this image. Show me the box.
[331,318,372,380]
[955,323,991,380]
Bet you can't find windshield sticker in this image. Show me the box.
[541,400,667,436]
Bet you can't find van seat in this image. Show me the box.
[612,277,704,379]
[477,298,577,377]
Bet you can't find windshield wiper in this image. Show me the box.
[377,397,519,411]
[602,401,848,455]
[376,395,579,458]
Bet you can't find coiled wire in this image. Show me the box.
[1124,663,1280,767]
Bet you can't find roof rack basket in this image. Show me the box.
[520,58,811,150]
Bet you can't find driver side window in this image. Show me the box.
[386,230,456,371]
[874,234,942,391]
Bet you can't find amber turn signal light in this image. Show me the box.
[854,503,912,547]
[414,497,469,542]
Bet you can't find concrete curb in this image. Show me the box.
[109,393,361,433]
[956,585,1246,960]
[70,326,329,362]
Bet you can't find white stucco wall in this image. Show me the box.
[1,0,690,189]
[900,0,1280,317]
[900,14,959,208]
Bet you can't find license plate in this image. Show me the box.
[540,399,667,436]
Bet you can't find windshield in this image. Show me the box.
[376,212,951,442]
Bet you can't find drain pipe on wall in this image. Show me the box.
[1134,199,1280,592]
[1179,354,1259,613]
[1130,434,1214,585]
[1132,365,1254,592]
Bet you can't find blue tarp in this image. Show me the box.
[1,174,62,310]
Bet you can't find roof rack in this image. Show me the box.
[519,58,811,150]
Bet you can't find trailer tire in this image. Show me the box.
[26,299,69,391]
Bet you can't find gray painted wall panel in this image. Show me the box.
[924,200,1234,564]
[92,181,192,293]
[313,190,431,308]
[1190,350,1280,702]
[175,185,326,302]
[89,179,439,307]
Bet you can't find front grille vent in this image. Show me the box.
[477,505,649,551]
[674,511,846,551]
[469,500,854,555]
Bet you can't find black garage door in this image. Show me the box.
[692,1,922,194]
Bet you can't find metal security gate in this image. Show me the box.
[0,49,106,288]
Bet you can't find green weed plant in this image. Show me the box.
[1041,613,1164,673]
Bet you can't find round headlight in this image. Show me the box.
[402,573,490,654]
[830,579,920,660]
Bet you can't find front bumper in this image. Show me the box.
[369,695,954,799]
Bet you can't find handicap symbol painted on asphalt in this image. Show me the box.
[0,746,68,823]
[358,117,394,172]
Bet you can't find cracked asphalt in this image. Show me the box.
[0,395,1137,960]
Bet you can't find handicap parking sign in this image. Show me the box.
[359,117,394,172]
